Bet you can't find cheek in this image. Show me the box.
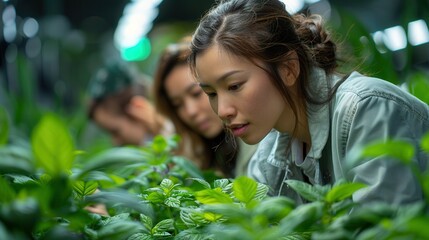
[208,98,218,115]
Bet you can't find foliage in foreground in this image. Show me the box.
[1,113,429,240]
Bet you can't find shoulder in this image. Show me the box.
[333,72,429,120]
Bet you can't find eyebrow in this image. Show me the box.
[199,70,242,88]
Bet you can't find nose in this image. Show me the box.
[216,96,235,121]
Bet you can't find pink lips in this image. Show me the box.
[229,124,249,137]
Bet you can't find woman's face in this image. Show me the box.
[93,106,148,146]
[164,64,224,138]
[195,45,297,145]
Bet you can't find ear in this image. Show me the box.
[279,51,300,87]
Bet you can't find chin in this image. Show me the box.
[240,134,264,145]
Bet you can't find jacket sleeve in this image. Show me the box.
[334,91,428,205]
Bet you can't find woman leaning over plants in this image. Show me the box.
[153,36,257,178]
[188,0,429,205]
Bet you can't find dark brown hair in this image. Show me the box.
[153,36,238,177]
[189,0,343,140]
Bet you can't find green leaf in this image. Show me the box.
[172,156,204,178]
[285,180,327,202]
[325,182,367,203]
[0,176,15,203]
[147,192,165,203]
[175,228,211,240]
[73,180,98,199]
[151,135,168,153]
[189,177,211,189]
[421,132,429,153]
[404,216,429,239]
[128,233,153,240]
[31,114,75,176]
[164,197,180,208]
[254,196,295,222]
[139,214,153,230]
[152,219,174,234]
[85,190,154,216]
[0,107,9,145]
[76,147,146,178]
[407,72,429,105]
[254,182,269,201]
[213,179,230,189]
[160,178,175,193]
[233,176,258,204]
[0,145,35,175]
[195,188,234,204]
[278,202,324,234]
[97,220,146,239]
[361,140,415,164]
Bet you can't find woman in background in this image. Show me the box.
[88,61,174,146]
[153,36,257,178]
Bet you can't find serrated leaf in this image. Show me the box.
[73,180,98,199]
[233,176,257,203]
[31,114,75,176]
[254,183,269,201]
[152,219,174,234]
[213,179,230,189]
[160,178,175,193]
[285,180,325,202]
[128,232,153,240]
[325,182,367,203]
[175,228,211,240]
[189,177,211,189]
[195,188,233,204]
[164,197,180,208]
[139,214,153,230]
[147,192,165,203]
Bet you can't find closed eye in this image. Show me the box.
[228,82,243,91]
[205,92,217,98]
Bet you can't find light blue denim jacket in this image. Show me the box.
[247,69,429,205]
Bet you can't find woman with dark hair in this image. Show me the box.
[153,36,257,178]
[189,0,429,204]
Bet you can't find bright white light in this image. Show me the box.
[23,18,39,38]
[383,25,407,51]
[279,0,305,14]
[408,19,429,46]
[305,0,321,4]
[372,31,387,53]
[114,0,162,49]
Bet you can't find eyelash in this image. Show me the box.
[228,82,242,91]
[203,82,243,98]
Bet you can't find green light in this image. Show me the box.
[121,37,151,61]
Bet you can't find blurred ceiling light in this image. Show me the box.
[383,25,407,51]
[2,5,16,43]
[372,31,387,53]
[279,0,305,14]
[408,19,429,46]
[23,17,39,38]
[114,0,163,61]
